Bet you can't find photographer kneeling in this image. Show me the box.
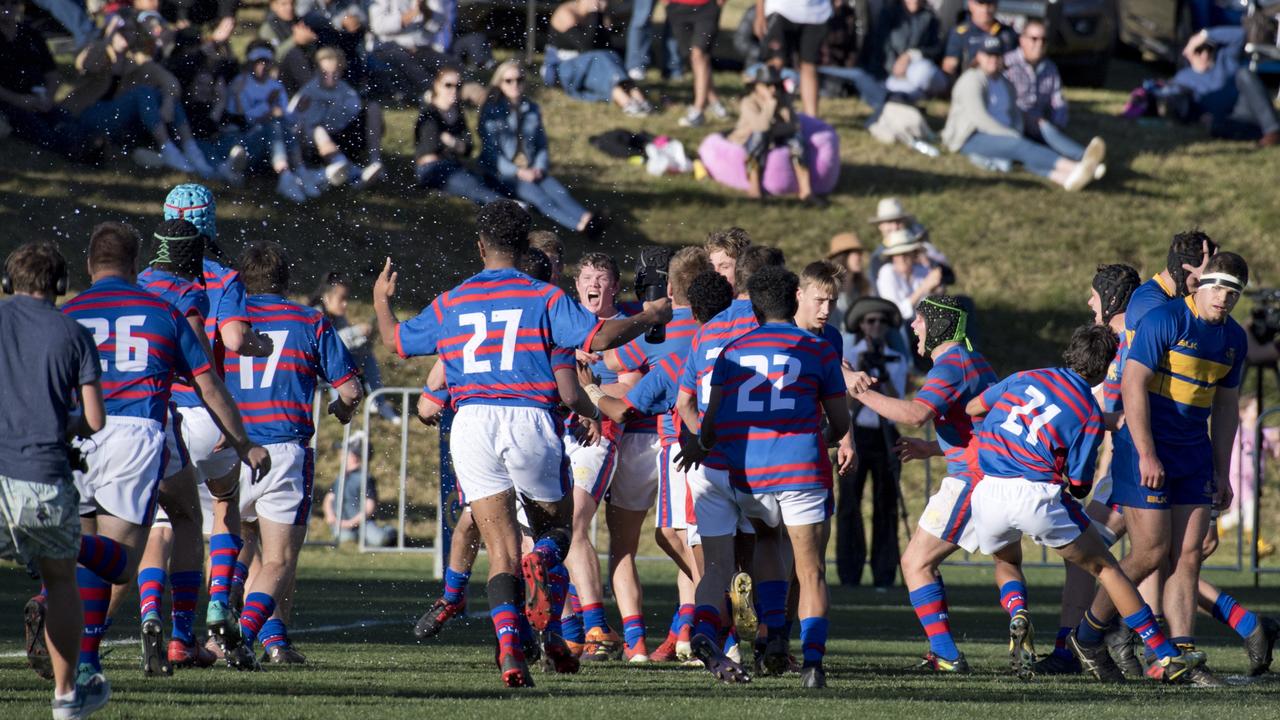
[836,297,909,589]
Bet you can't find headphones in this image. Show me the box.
[2,253,70,296]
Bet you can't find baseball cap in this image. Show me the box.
[977,35,1005,55]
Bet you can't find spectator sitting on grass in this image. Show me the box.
[941,36,1105,191]
[414,65,503,205]
[882,0,946,100]
[726,64,827,207]
[259,0,320,93]
[1170,26,1280,148]
[546,0,653,116]
[288,47,386,190]
[815,0,888,111]
[940,0,1016,79]
[324,432,395,546]
[1003,18,1096,168]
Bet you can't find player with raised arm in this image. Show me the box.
[844,296,1023,674]
[60,223,269,687]
[1071,252,1251,685]
[222,241,361,668]
[161,184,277,660]
[966,324,1205,682]
[589,263,729,663]
[675,266,850,688]
[374,200,671,687]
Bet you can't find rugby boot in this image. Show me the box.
[262,643,307,665]
[1244,616,1280,676]
[205,600,242,655]
[1030,652,1081,675]
[224,642,261,671]
[918,650,970,673]
[521,624,542,665]
[691,633,751,684]
[624,637,649,663]
[1103,624,1143,679]
[168,639,217,668]
[649,636,678,663]
[520,550,553,632]
[24,595,53,680]
[728,573,757,652]
[1145,648,1208,684]
[203,634,225,660]
[1069,630,1125,683]
[581,627,623,661]
[760,634,790,677]
[141,613,172,677]
[414,597,466,639]
[1008,610,1037,679]
[800,663,826,689]
[498,651,535,688]
[541,632,581,674]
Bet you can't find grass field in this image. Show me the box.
[2,552,1280,718]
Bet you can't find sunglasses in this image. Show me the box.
[861,316,888,326]
[502,77,525,85]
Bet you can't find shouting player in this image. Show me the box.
[61,223,268,689]
[374,200,671,687]
[1072,252,1251,685]
[966,324,1206,682]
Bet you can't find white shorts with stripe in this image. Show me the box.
[970,476,1091,555]
[608,431,662,512]
[565,432,617,505]
[239,442,314,526]
[73,416,166,526]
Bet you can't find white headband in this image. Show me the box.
[1197,272,1244,292]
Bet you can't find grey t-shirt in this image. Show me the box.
[0,295,100,483]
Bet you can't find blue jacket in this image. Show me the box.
[1171,26,1245,118]
[478,96,550,179]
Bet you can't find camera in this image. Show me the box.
[635,246,672,343]
[1248,288,1280,345]
[857,344,889,376]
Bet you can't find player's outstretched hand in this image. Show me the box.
[328,398,356,425]
[576,416,601,446]
[243,444,272,484]
[1138,452,1165,489]
[841,363,877,395]
[894,436,935,463]
[643,297,673,325]
[242,329,275,358]
[374,257,398,302]
[576,360,598,389]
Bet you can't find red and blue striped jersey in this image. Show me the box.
[613,306,697,435]
[201,258,249,345]
[395,268,602,409]
[976,367,1104,491]
[678,299,759,416]
[225,295,358,445]
[1127,296,1247,446]
[1100,330,1128,414]
[138,267,210,409]
[62,277,211,423]
[623,351,686,447]
[913,345,998,482]
[812,323,843,357]
[703,323,846,493]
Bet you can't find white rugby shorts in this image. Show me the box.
[917,476,979,553]
[608,432,661,512]
[239,442,314,526]
[74,416,166,526]
[450,404,569,503]
[175,406,241,482]
[970,476,1091,555]
[689,466,824,538]
[564,432,617,504]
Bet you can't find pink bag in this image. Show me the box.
[696,115,840,196]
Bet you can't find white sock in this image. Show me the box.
[55,689,76,702]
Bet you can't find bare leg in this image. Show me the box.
[1086,507,1170,623]
[607,505,648,647]
[36,556,80,697]
[799,62,819,118]
[1165,505,1210,641]
[690,47,710,112]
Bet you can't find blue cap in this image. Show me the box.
[163,184,216,241]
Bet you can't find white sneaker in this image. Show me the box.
[678,107,705,127]
[622,101,648,117]
[52,664,110,720]
[707,99,729,120]
[355,161,384,188]
[218,145,248,186]
[298,167,326,198]
[131,147,164,169]
[159,142,195,174]
[324,155,351,186]
[276,171,307,203]
[1093,163,1107,181]
[182,139,215,178]
[627,67,645,82]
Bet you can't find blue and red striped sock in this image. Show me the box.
[137,567,166,621]
[722,626,739,656]
[582,602,610,634]
[492,603,522,658]
[1052,625,1073,659]
[1000,580,1028,618]
[757,580,788,635]
[170,570,201,644]
[693,604,721,641]
[259,618,288,652]
[677,604,694,635]
[663,606,681,643]
[909,581,959,661]
[800,616,828,665]
[79,535,128,584]
[1124,605,1177,661]
[622,615,645,650]
[231,561,249,595]
[240,592,276,646]
[208,534,242,605]
[563,584,585,643]
[77,567,111,671]
[546,564,568,636]
[1075,609,1111,647]
[1211,593,1259,639]
[443,567,470,605]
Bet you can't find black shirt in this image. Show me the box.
[0,22,55,95]
[0,296,101,484]
[549,12,614,52]
[415,104,474,159]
